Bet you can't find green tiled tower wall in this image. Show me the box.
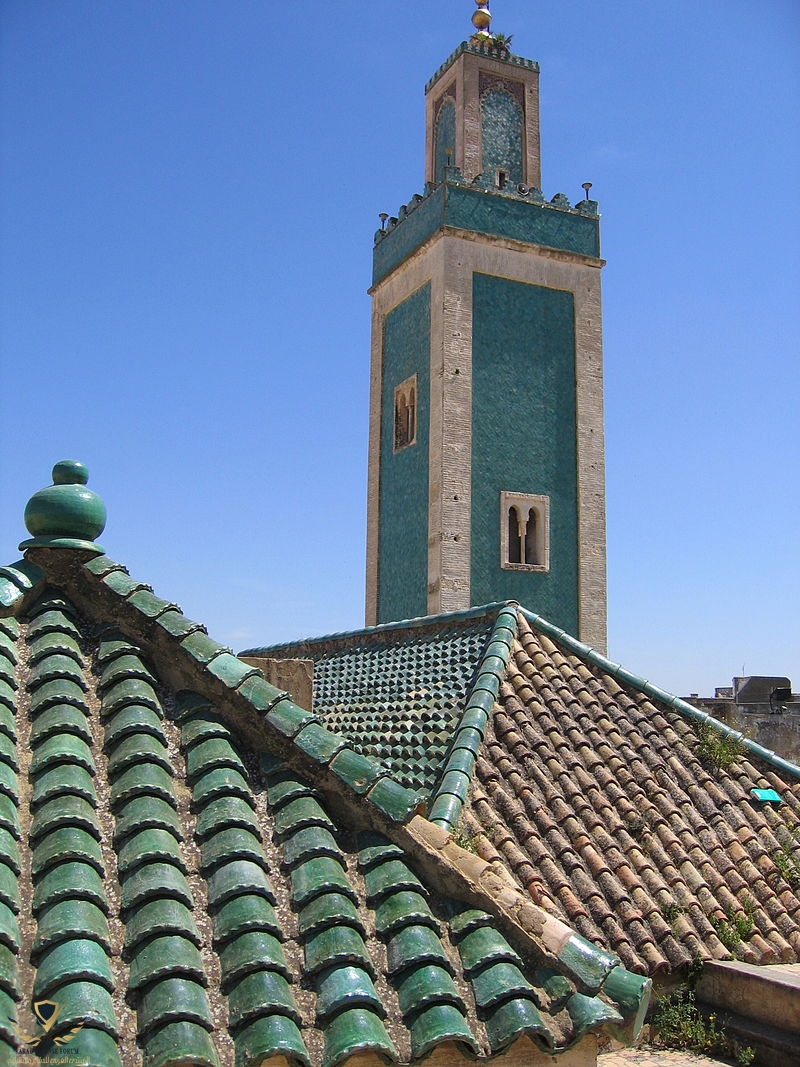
[434,99,456,184]
[377,284,431,623]
[482,90,523,186]
[470,273,579,630]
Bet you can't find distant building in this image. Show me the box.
[686,676,800,764]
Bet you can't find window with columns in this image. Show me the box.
[500,492,549,572]
[393,376,417,452]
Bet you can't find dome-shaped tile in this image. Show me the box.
[233,1014,310,1067]
[113,796,181,845]
[110,764,175,809]
[32,860,108,916]
[117,828,186,876]
[107,734,172,778]
[137,977,213,1037]
[141,1020,219,1067]
[315,965,384,1021]
[320,1007,397,1067]
[206,861,275,910]
[195,796,259,840]
[103,704,165,750]
[29,704,92,747]
[34,938,114,998]
[31,826,103,877]
[120,863,193,916]
[386,925,451,977]
[30,735,95,777]
[227,968,301,1031]
[32,764,96,808]
[218,931,290,991]
[128,934,206,992]
[200,827,264,873]
[408,1002,480,1061]
[212,894,282,946]
[30,795,99,843]
[32,898,111,960]
[296,893,364,941]
[123,898,200,958]
[483,996,551,1054]
[303,926,373,978]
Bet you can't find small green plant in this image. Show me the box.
[451,823,478,854]
[710,896,756,951]
[490,32,513,53]
[694,721,743,772]
[660,900,685,923]
[772,823,800,888]
[652,987,755,1064]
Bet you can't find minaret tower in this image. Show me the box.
[366,3,607,652]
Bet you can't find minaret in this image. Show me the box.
[366,3,607,653]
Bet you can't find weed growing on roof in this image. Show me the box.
[651,988,754,1065]
[710,895,756,951]
[772,822,800,888]
[451,823,478,854]
[693,721,743,772]
[659,899,685,923]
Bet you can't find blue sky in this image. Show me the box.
[1,1,798,696]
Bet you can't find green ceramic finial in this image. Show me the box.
[20,460,106,554]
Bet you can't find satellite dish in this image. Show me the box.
[517,183,529,195]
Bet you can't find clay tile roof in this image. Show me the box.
[0,466,652,1066]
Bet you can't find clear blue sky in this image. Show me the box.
[2,1,798,696]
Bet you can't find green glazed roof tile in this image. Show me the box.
[236,676,288,715]
[110,763,176,809]
[119,863,194,917]
[364,860,425,906]
[296,892,365,941]
[45,980,118,1038]
[29,703,93,747]
[470,961,535,1013]
[32,860,108,916]
[395,963,465,1016]
[0,558,43,594]
[0,941,17,999]
[212,894,282,946]
[0,683,16,715]
[206,653,259,690]
[30,734,95,777]
[104,704,166,749]
[30,795,99,843]
[0,617,19,639]
[233,1014,311,1067]
[273,796,336,837]
[265,774,317,812]
[386,925,452,977]
[321,1007,397,1067]
[107,734,172,778]
[31,826,103,877]
[155,611,208,640]
[566,991,624,1034]
[96,633,141,663]
[0,832,18,878]
[32,899,111,960]
[118,828,186,876]
[32,763,96,807]
[303,925,374,978]
[123,898,201,957]
[482,995,551,1054]
[29,678,89,715]
[427,793,461,827]
[179,712,233,748]
[282,825,340,868]
[27,610,80,640]
[293,723,348,765]
[98,653,157,692]
[60,1026,123,1067]
[0,763,17,804]
[127,589,181,619]
[365,777,423,823]
[374,891,438,939]
[27,630,82,666]
[195,796,260,840]
[0,900,19,951]
[407,1002,480,1062]
[264,700,320,740]
[101,677,161,717]
[315,965,385,1022]
[113,796,182,845]
[141,1020,219,1067]
[128,934,206,992]
[0,795,19,839]
[27,654,87,690]
[83,555,127,578]
[227,968,301,1031]
[329,748,384,795]
[186,737,246,783]
[456,925,523,975]
[218,930,291,990]
[180,631,232,666]
[192,767,252,807]
[200,827,264,873]
[0,735,17,773]
[102,570,152,598]
[291,856,354,910]
[0,660,14,690]
[137,976,214,1037]
[206,860,276,910]
[33,939,114,998]
[0,987,17,1045]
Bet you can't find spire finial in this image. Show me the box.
[20,460,106,554]
[471,1,492,39]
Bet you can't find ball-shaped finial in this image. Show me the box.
[472,1,492,33]
[21,460,106,552]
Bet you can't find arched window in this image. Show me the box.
[434,96,456,184]
[500,492,550,572]
[393,375,418,452]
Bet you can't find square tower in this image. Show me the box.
[366,28,607,653]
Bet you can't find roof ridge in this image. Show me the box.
[427,604,519,830]
[240,601,517,657]
[519,608,800,784]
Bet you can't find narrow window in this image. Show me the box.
[393,375,418,452]
[524,508,537,565]
[508,506,522,564]
[496,168,508,190]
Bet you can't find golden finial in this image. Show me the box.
[471,1,492,38]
